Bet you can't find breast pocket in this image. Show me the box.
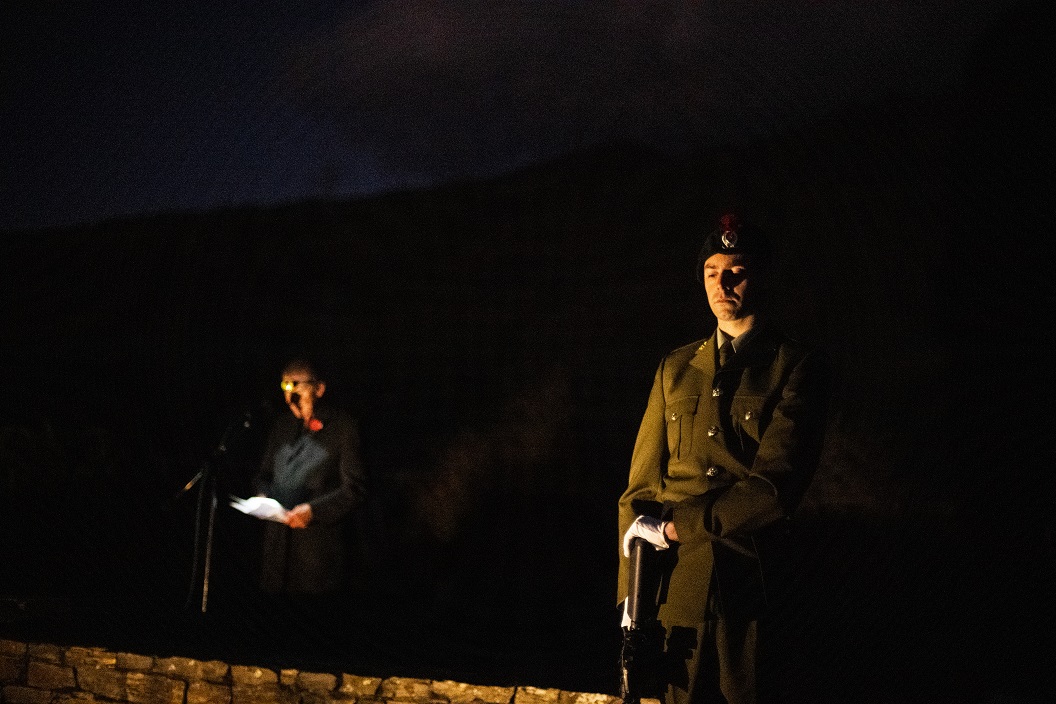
[665,395,700,460]
[730,395,765,445]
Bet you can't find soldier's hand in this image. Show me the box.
[622,515,670,556]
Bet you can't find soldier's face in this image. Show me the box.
[703,253,757,322]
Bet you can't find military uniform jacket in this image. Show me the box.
[618,325,826,623]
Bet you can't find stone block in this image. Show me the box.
[231,683,290,704]
[298,693,339,704]
[66,647,117,669]
[154,656,204,680]
[126,671,186,704]
[53,694,100,703]
[77,666,127,700]
[188,680,233,704]
[27,643,63,664]
[297,671,338,693]
[53,693,100,702]
[231,665,279,686]
[202,660,231,683]
[27,660,76,689]
[432,680,516,704]
[2,684,54,704]
[379,676,432,701]
[279,668,298,686]
[567,694,620,704]
[338,673,382,698]
[1,654,26,683]
[117,652,155,671]
[0,640,28,657]
[513,687,562,704]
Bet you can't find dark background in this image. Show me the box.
[2,2,1055,702]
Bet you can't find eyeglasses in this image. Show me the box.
[281,379,318,393]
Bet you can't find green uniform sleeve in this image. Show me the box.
[617,361,668,603]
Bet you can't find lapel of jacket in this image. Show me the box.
[689,329,720,378]
[726,325,781,373]
[690,325,781,378]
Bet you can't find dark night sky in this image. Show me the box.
[0,0,1025,233]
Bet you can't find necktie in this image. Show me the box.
[719,339,734,368]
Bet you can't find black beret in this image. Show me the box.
[696,213,771,281]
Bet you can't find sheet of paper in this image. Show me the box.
[229,495,288,522]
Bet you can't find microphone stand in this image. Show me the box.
[177,411,250,614]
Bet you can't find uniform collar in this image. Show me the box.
[716,325,761,354]
[691,324,778,374]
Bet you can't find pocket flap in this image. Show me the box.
[665,395,700,420]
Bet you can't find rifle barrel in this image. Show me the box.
[626,536,647,628]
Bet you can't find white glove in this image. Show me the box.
[622,515,669,557]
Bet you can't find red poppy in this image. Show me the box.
[720,213,740,233]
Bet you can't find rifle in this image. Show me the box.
[620,536,664,704]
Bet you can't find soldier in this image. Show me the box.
[618,214,828,704]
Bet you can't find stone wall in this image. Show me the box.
[0,639,617,704]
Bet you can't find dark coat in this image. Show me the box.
[618,325,827,624]
[254,405,366,594]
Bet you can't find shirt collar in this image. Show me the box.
[716,325,760,353]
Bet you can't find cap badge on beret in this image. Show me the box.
[719,213,740,250]
[696,212,768,282]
